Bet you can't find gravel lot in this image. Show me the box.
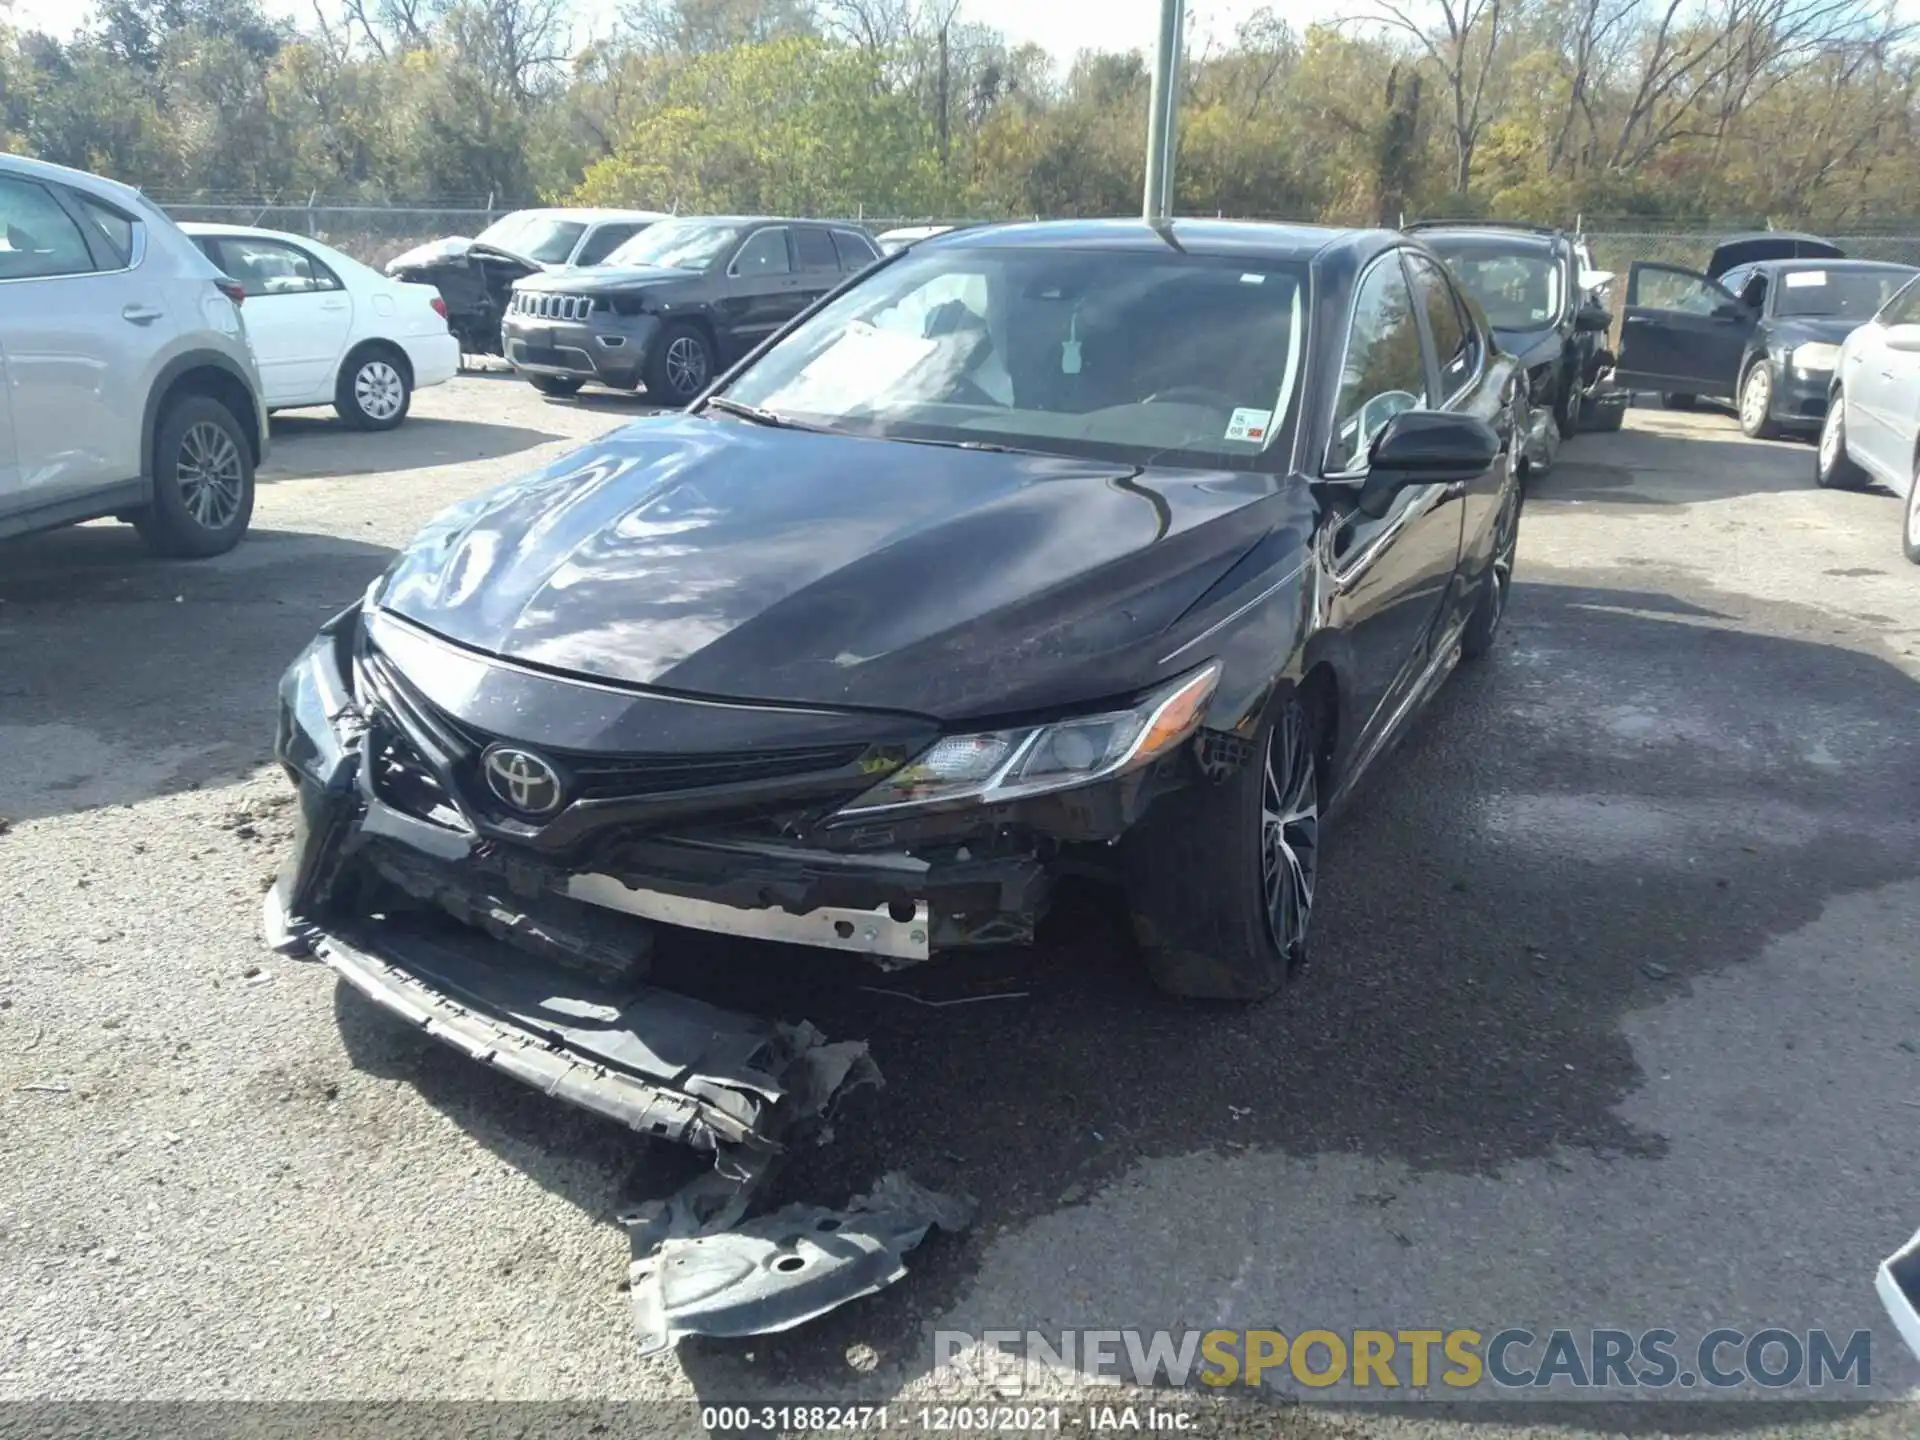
[3,376,1918,1435]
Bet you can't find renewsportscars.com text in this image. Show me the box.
[933,1327,1874,1393]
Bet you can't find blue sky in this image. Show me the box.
[7,0,1352,57]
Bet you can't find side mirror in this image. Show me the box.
[1575,304,1612,334]
[1356,411,1502,518]
[1885,323,1920,354]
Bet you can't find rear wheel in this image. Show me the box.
[645,323,714,406]
[1126,687,1322,1001]
[527,374,585,398]
[336,348,411,430]
[132,396,255,558]
[1815,395,1870,490]
[1738,363,1779,439]
[1663,392,1697,411]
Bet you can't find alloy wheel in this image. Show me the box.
[1741,367,1772,432]
[1260,699,1320,963]
[355,360,405,421]
[175,420,244,530]
[1819,404,1844,476]
[1488,485,1520,633]
[664,336,709,397]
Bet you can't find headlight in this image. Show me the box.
[835,663,1222,818]
[1792,342,1841,373]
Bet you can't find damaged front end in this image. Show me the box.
[263,597,1211,1350]
[263,602,992,1352]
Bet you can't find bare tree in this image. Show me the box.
[1366,0,1508,193]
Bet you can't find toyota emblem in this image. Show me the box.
[482,745,565,817]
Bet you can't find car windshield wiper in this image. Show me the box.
[700,396,827,431]
[887,434,1051,456]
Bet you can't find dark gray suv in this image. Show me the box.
[0,153,270,556]
[502,216,881,404]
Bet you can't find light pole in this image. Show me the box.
[1141,0,1186,221]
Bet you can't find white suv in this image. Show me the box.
[0,154,270,557]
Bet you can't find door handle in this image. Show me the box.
[121,304,164,325]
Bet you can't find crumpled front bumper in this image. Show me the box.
[264,608,973,1352]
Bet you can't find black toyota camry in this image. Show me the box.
[267,217,1521,1158]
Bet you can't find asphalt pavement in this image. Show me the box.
[2,378,1918,1437]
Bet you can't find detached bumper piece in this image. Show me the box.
[626,1172,976,1356]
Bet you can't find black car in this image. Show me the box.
[264,219,1521,1344]
[1615,232,1919,437]
[501,216,882,404]
[1408,220,1624,443]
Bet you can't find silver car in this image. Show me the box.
[0,153,270,556]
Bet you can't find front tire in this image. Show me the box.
[1462,469,1521,662]
[1738,363,1778,439]
[336,348,412,430]
[645,323,714,407]
[1554,374,1582,439]
[1126,688,1323,1001]
[1815,395,1871,490]
[132,396,255,558]
[1904,468,1920,565]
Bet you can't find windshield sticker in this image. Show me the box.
[1240,273,1266,285]
[1785,271,1829,288]
[1224,407,1273,443]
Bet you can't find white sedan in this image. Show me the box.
[181,223,460,430]
[1817,273,1920,563]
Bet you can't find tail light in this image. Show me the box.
[214,277,246,307]
[431,296,449,321]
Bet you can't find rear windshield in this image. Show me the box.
[722,245,1308,470]
[1773,267,1918,319]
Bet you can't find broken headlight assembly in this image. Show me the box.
[833,662,1220,818]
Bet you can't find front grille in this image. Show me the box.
[568,744,870,801]
[514,291,595,321]
[359,637,873,816]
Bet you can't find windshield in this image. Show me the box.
[719,246,1308,469]
[1774,267,1916,319]
[605,220,743,271]
[1430,247,1563,331]
[474,213,586,264]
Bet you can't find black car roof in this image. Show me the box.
[928,217,1400,265]
[1407,225,1562,256]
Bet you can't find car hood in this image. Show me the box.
[385,237,546,278]
[1769,315,1865,347]
[517,265,696,294]
[1494,325,1563,367]
[1708,232,1844,280]
[374,417,1301,720]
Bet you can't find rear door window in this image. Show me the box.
[0,176,97,280]
[793,227,839,274]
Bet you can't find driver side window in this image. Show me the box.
[1329,254,1426,473]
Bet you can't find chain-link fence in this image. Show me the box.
[156,202,505,266]
[151,201,1920,283]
